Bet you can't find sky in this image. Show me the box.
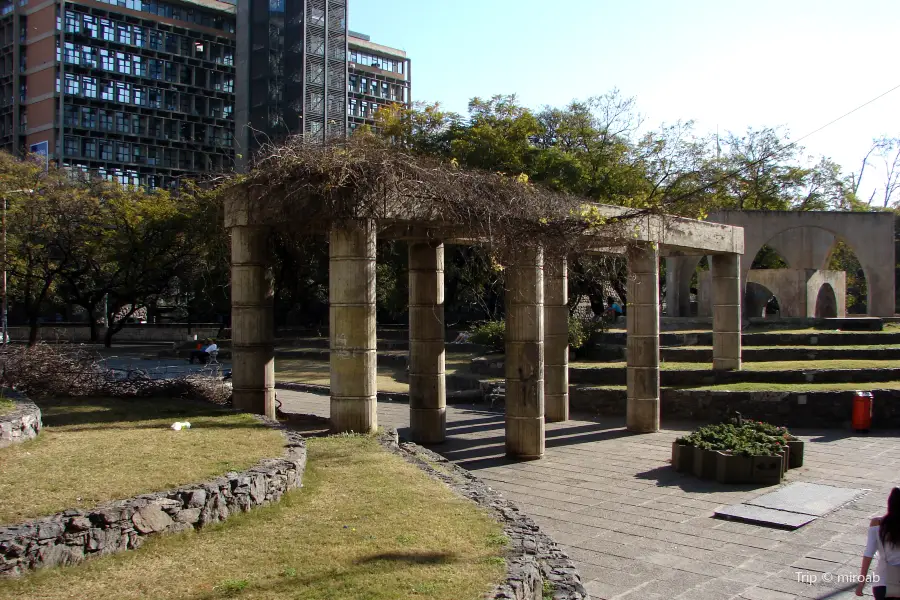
[350,0,900,205]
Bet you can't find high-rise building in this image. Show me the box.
[235,0,348,169]
[347,30,409,133]
[2,0,238,189]
[3,0,410,185]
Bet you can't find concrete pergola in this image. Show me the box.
[225,143,745,459]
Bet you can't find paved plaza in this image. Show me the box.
[277,389,899,600]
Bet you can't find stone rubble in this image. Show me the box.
[0,423,306,577]
[378,430,589,600]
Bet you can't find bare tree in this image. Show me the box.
[852,136,900,207]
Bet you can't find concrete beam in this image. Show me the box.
[230,225,276,419]
[711,254,742,371]
[626,243,660,433]
[544,257,568,422]
[408,241,446,443]
[505,246,545,459]
[329,219,378,434]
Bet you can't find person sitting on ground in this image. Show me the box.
[857,487,900,598]
[604,296,623,322]
[189,339,218,365]
[451,331,472,344]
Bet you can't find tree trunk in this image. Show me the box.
[88,310,98,342]
[104,324,115,348]
[28,315,39,347]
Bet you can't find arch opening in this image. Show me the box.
[744,281,778,318]
[815,283,838,319]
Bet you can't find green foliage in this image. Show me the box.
[469,320,505,350]
[676,421,791,456]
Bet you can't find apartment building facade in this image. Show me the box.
[2,0,236,188]
[347,29,409,133]
[3,0,410,185]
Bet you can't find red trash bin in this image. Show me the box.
[852,391,873,433]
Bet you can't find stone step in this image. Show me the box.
[567,386,900,429]
[595,331,900,348]
[661,347,900,362]
[569,366,900,387]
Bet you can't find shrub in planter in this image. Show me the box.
[671,442,694,472]
[673,421,795,484]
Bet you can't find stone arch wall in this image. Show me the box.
[815,283,838,318]
[666,211,894,317]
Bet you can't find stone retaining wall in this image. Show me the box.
[661,347,900,362]
[0,423,306,577]
[569,367,900,387]
[0,392,41,448]
[570,387,900,428]
[378,431,588,600]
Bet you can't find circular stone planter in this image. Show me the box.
[0,391,41,448]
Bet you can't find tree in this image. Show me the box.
[851,136,900,208]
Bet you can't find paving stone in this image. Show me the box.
[274,391,900,600]
[715,504,817,529]
[745,483,869,517]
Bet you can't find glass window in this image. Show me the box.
[83,139,97,158]
[133,27,144,47]
[81,106,95,127]
[101,81,114,101]
[64,136,78,156]
[100,49,113,71]
[64,73,79,95]
[116,82,130,103]
[101,19,114,41]
[99,111,113,131]
[116,52,130,74]
[65,11,78,33]
[84,15,98,38]
[83,76,96,98]
[133,86,144,106]
[117,24,130,45]
[100,141,113,160]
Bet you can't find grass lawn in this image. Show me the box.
[0,397,284,524]
[0,436,506,600]
[0,395,14,415]
[275,353,476,394]
[572,359,900,371]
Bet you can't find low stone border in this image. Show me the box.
[275,382,482,404]
[0,418,306,577]
[378,430,588,600]
[0,390,41,448]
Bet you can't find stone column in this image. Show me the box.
[711,253,742,371]
[329,219,377,434]
[664,256,695,317]
[505,246,544,459]
[544,256,568,423]
[231,225,275,419]
[408,241,446,443]
[626,243,660,433]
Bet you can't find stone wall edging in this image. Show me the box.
[0,391,41,448]
[377,430,589,600]
[0,417,306,577]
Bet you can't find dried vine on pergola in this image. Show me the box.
[222,137,661,258]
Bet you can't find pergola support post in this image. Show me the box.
[230,224,276,419]
[329,219,378,434]
[505,246,545,459]
[544,256,568,423]
[408,241,446,443]
[712,253,742,371]
[626,243,660,433]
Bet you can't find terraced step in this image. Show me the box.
[569,366,900,386]
[596,331,900,348]
[661,346,900,362]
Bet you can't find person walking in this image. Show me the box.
[189,339,218,365]
[858,488,900,597]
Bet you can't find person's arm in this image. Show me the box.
[859,520,881,596]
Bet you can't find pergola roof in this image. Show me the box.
[224,138,743,256]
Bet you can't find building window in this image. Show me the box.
[83,77,97,99]
[82,139,97,158]
[133,86,144,106]
[65,10,78,33]
[116,52,130,75]
[348,75,357,93]
[64,136,78,156]
[101,49,114,71]
[117,24,130,45]
[133,27,144,47]
[81,107,95,128]
[116,112,129,133]
[133,56,145,77]
[100,82,113,101]
[116,143,130,162]
[99,111,113,131]
[84,15,98,38]
[64,105,77,126]
[101,19,114,42]
[64,74,79,95]
[100,142,112,160]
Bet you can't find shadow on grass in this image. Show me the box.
[35,396,234,428]
[185,552,463,600]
